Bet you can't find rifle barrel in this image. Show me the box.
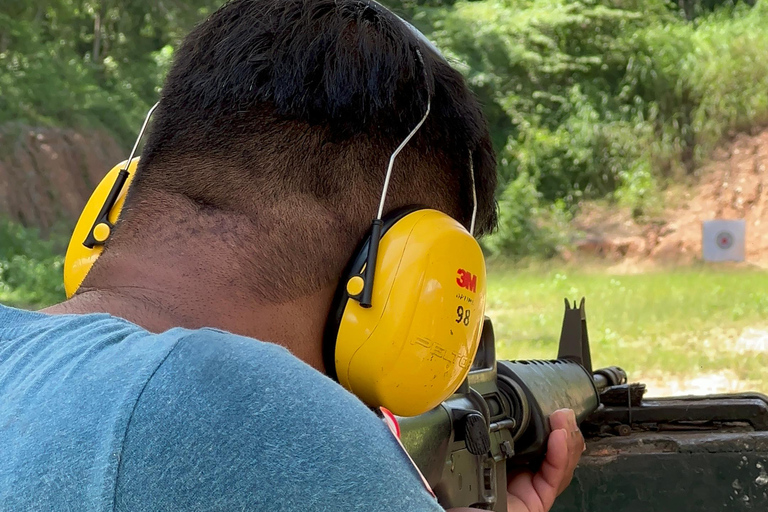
[593,366,628,392]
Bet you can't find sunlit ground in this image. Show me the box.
[487,262,768,397]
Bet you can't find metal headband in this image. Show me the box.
[375,49,432,220]
[358,5,479,308]
[125,102,160,169]
[369,6,478,235]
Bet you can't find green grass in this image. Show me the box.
[488,263,768,395]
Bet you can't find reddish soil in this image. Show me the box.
[0,125,124,233]
[573,128,768,267]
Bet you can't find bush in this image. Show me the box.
[0,2,218,143]
[426,0,768,257]
[482,173,570,258]
[688,4,768,151]
[3,0,768,263]
[0,219,66,309]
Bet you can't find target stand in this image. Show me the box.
[702,219,746,262]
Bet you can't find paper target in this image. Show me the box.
[702,220,746,262]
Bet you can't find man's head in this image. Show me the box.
[93,0,496,301]
[74,0,497,369]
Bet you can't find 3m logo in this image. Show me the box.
[456,269,477,293]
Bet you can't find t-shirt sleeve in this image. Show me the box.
[114,329,445,512]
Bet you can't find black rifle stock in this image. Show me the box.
[398,299,623,511]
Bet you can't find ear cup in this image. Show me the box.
[63,158,139,298]
[325,208,487,417]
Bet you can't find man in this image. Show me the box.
[0,0,585,510]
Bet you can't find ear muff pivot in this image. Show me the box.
[82,168,130,248]
[324,207,487,417]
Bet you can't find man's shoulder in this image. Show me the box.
[117,328,443,512]
[142,326,379,432]
[165,326,341,397]
[1,307,440,511]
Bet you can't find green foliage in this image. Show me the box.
[2,0,768,264]
[482,173,569,258]
[687,5,768,150]
[420,0,768,257]
[0,0,222,143]
[0,219,66,308]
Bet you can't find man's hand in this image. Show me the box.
[445,409,585,512]
[506,409,586,512]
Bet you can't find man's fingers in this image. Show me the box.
[545,409,585,495]
[507,428,569,512]
[550,409,585,454]
[506,409,587,512]
[506,471,542,512]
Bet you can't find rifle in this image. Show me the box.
[399,299,768,511]
[398,298,613,511]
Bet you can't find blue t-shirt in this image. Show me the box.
[0,304,443,511]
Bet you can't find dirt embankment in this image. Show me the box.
[4,121,768,258]
[573,128,768,267]
[0,125,124,233]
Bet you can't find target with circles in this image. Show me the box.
[702,220,745,262]
[715,231,734,250]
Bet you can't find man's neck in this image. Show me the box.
[43,254,332,373]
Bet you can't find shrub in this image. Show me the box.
[429,0,768,257]
[3,0,768,263]
[0,219,66,308]
[482,173,570,258]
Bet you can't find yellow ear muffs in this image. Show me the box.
[63,158,139,298]
[324,207,487,417]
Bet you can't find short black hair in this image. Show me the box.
[110,0,497,301]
